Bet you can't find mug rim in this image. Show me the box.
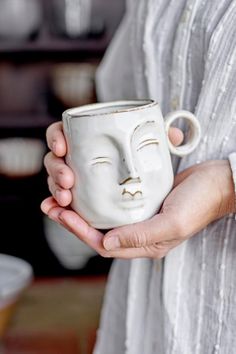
[63,99,158,118]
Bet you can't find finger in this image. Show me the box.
[168,127,184,146]
[42,204,84,234]
[47,206,66,223]
[103,212,181,251]
[46,122,67,157]
[44,206,84,237]
[59,210,107,255]
[47,176,72,207]
[41,199,181,259]
[105,243,169,259]
[103,237,183,259]
[40,196,59,215]
[44,152,74,189]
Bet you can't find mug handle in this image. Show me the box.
[164,110,201,157]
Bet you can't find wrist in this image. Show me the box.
[217,160,236,216]
[201,160,235,217]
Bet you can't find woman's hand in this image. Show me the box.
[100,160,235,258]
[43,122,74,208]
[41,122,235,259]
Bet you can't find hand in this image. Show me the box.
[43,122,74,208]
[100,160,235,258]
[42,155,235,259]
[42,122,234,259]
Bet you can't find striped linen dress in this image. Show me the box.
[94,0,236,353]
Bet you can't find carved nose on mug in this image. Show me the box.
[120,153,140,183]
[119,177,142,186]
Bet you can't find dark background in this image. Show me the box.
[0,0,126,277]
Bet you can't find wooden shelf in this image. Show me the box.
[0,35,109,62]
[0,37,107,53]
[0,113,57,129]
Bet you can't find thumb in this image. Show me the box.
[103,213,180,251]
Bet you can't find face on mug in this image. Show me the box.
[66,104,174,229]
[63,100,201,229]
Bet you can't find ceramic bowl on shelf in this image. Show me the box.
[0,64,47,114]
[44,216,95,270]
[49,0,92,38]
[0,0,42,40]
[0,254,33,338]
[51,63,97,108]
[0,138,46,178]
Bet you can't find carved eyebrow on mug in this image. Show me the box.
[90,157,112,166]
[136,138,159,151]
[133,120,156,134]
[132,120,158,139]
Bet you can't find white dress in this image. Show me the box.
[94,0,236,353]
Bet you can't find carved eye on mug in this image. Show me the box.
[90,157,112,166]
[136,138,159,151]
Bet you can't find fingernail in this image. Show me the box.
[49,210,64,225]
[48,210,59,221]
[55,189,64,203]
[58,214,64,222]
[52,141,57,152]
[104,236,121,251]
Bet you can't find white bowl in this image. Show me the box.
[0,0,42,40]
[44,216,95,270]
[51,63,96,108]
[50,0,92,38]
[0,254,33,337]
[0,138,46,178]
[0,254,33,309]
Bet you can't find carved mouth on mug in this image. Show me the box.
[122,189,143,200]
[121,189,144,208]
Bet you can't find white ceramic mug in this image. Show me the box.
[62,100,201,229]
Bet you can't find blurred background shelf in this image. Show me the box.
[0,0,124,60]
[0,113,56,129]
[0,35,109,60]
[0,0,125,277]
[0,32,111,63]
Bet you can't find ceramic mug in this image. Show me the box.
[50,0,92,38]
[62,100,201,229]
